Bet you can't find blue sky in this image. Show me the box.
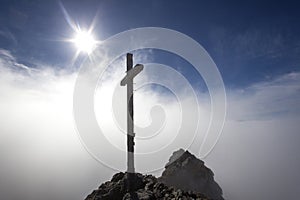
[0,1,300,200]
[1,0,300,87]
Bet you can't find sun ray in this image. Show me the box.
[58,1,77,32]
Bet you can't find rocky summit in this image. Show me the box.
[159,149,224,200]
[85,172,209,200]
[85,149,224,200]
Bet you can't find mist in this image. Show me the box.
[0,49,299,200]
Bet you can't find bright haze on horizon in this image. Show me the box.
[0,1,299,200]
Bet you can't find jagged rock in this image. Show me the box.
[85,149,224,200]
[85,172,210,200]
[158,149,224,200]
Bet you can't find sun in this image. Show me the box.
[72,30,96,54]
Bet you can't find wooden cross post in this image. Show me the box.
[120,53,144,189]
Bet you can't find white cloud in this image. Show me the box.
[0,49,299,200]
[227,72,300,121]
[208,73,300,200]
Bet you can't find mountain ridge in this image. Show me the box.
[85,149,224,200]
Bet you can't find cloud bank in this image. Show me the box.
[0,49,299,200]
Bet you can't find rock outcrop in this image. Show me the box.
[159,149,224,200]
[85,149,224,200]
[85,172,209,200]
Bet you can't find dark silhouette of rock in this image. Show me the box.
[85,149,224,200]
[85,172,210,200]
[158,149,224,200]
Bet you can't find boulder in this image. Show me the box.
[158,149,224,200]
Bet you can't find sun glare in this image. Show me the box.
[73,30,96,54]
